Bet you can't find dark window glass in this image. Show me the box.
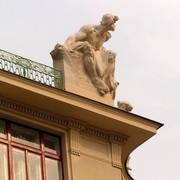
[44,134,60,155]
[11,124,40,149]
[0,119,6,139]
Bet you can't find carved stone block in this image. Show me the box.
[51,48,114,106]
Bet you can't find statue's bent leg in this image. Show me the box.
[91,77,109,95]
[83,43,109,95]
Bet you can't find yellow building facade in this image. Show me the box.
[0,49,163,180]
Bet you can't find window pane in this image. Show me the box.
[13,148,26,180]
[0,120,6,139]
[44,134,60,155]
[0,144,8,180]
[11,124,40,149]
[28,153,42,180]
[46,158,63,180]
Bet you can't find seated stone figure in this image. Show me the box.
[51,13,119,99]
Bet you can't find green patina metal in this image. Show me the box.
[0,49,64,89]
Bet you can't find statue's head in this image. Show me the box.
[100,14,119,31]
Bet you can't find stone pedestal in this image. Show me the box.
[51,49,114,106]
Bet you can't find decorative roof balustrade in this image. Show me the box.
[0,49,63,89]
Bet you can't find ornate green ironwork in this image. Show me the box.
[0,49,63,89]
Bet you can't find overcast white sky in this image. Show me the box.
[1,0,180,179]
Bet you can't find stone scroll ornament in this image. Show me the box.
[50,14,119,100]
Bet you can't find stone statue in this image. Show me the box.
[51,13,119,101]
[117,101,133,112]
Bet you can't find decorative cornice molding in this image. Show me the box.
[0,97,67,126]
[81,126,109,140]
[67,118,85,131]
[0,97,128,145]
[109,132,128,145]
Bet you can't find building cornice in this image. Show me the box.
[0,97,128,145]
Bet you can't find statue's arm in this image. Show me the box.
[65,28,89,48]
[65,25,93,48]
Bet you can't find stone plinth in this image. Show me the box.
[51,49,114,106]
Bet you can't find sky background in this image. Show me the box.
[1,0,180,179]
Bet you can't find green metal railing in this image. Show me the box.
[0,49,63,89]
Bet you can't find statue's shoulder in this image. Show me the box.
[79,24,95,33]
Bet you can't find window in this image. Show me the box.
[0,119,63,180]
